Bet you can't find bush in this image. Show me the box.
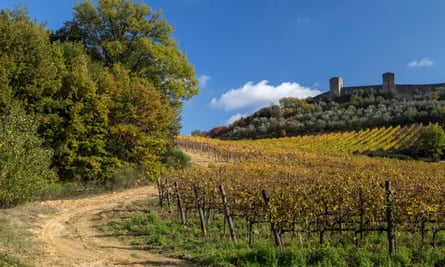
[391,248,411,266]
[0,251,26,267]
[108,166,148,190]
[232,246,278,266]
[308,247,343,266]
[42,182,81,200]
[349,249,373,267]
[412,123,445,161]
[419,248,445,266]
[278,247,307,267]
[163,147,191,169]
[0,106,56,207]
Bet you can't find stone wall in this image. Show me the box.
[396,83,445,99]
[329,72,445,100]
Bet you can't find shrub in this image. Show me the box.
[308,246,343,266]
[0,251,26,267]
[418,248,445,266]
[349,249,373,267]
[163,147,191,170]
[232,246,278,266]
[0,106,56,207]
[108,166,148,190]
[412,123,445,161]
[278,247,307,267]
[391,248,411,266]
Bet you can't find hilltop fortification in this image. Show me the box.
[329,72,445,99]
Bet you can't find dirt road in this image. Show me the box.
[6,149,208,266]
[34,186,188,267]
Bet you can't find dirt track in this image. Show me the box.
[21,150,208,266]
[34,186,188,267]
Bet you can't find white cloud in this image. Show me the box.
[211,80,322,111]
[408,58,433,68]
[226,113,249,125]
[198,74,211,88]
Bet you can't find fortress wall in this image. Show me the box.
[342,84,445,99]
[328,73,445,100]
[342,85,382,95]
[396,83,445,99]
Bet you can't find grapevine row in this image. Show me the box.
[178,124,424,159]
[169,131,445,251]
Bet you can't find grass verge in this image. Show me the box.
[0,202,56,266]
[94,198,445,267]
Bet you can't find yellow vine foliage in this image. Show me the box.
[173,125,445,228]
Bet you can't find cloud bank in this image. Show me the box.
[211,80,322,111]
[408,58,433,68]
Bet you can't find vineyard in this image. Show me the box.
[160,126,445,255]
[179,124,424,159]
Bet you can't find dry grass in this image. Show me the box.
[0,203,56,265]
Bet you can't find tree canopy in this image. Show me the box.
[0,0,198,186]
[413,123,445,161]
[53,0,198,104]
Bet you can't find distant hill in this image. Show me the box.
[197,91,445,140]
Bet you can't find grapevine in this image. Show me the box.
[171,126,445,250]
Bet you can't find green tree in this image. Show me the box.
[0,3,198,185]
[0,106,56,207]
[55,0,200,177]
[56,0,198,104]
[256,104,281,119]
[279,97,314,113]
[105,65,176,177]
[413,123,445,161]
[0,8,62,111]
[51,42,118,182]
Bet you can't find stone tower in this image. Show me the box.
[382,72,395,94]
[330,77,343,97]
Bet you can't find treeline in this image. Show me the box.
[0,1,197,207]
[201,92,445,140]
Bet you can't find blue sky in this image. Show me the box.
[2,1,445,134]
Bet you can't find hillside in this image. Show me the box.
[202,93,445,140]
[168,135,445,265]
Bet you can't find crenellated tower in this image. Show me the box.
[382,72,395,94]
[329,76,343,97]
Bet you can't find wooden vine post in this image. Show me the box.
[175,181,186,225]
[262,189,283,250]
[386,181,396,255]
[164,178,172,211]
[248,220,254,247]
[156,177,164,209]
[194,184,207,236]
[219,185,237,243]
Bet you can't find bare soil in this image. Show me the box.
[0,149,209,266]
[33,186,191,267]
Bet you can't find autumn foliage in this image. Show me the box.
[0,0,198,194]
